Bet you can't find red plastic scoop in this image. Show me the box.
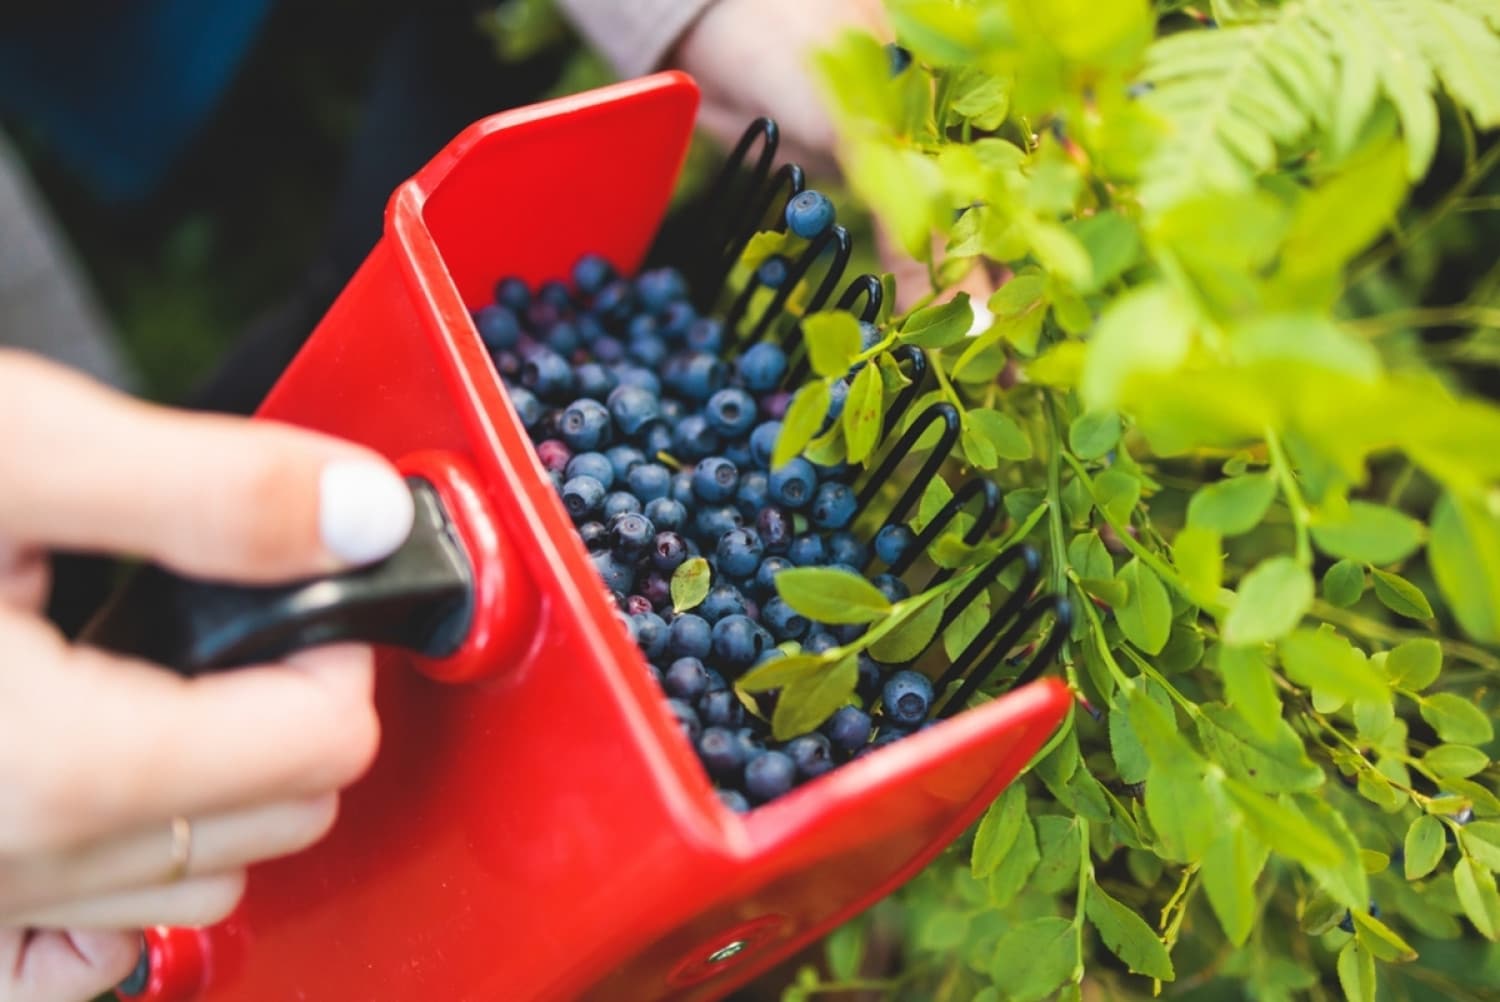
[108,72,1070,1002]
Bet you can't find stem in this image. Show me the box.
[1312,600,1500,675]
[1045,399,1071,599]
[1071,571,1134,692]
[1264,429,1311,565]
[931,356,965,409]
[1349,304,1500,336]
[1120,644,1202,720]
[1072,820,1093,983]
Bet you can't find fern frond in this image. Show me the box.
[1139,0,1500,211]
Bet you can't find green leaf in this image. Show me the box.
[1173,526,1224,608]
[1081,283,1194,410]
[1069,411,1122,460]
[1224,557,1312,645]
[1277,628,1385,704]
[1420,692,1496,745]
[1067,211,1141,294]
[888,0,981,64]
[913,474,953,533]
[868,592,943,663]
[1460,822,1500,872]
[1217,644,1283,739]
[1351,908,1418,962]
[1404,814,1446,881]
[775,567,892,624]
[1068,531,1113,581]
[1187,475,1276,536]
[1371,569,1434,620]
[1424,745,1490,780]
[1429,492,1500,643]
[842,363,884,465]
[1310,501,1425,565]
[1203,825,1267,946]
[825,922,863,981]
[943,591,989,660]
[671,557,712,613]
[968,408,1033,462]
[1336,942,1377,1002]
[1086,880,1175,980]
[1109,682,1170,785]
[802,312,864,379]
[949,69,1010,129]
[1455,857,1500,941]
[971,784,1027,879]
[1225,783,1344,868]
[1095,469,1141,526]
[988,811,1040,907]
[1198,703,1323,794]
[1032,815,1082,894]
[1146,761,1218,863]
[737,653,829,694]
[772,656,858,740]
[1388,638,1442,690]
[899,293,974,348]
[987,916,1077,1000]
[775,381,831,468]
[1322,559,1366,608]
[1115,558,1172,655]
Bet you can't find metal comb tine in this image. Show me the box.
[873,477,998,580]
[933,594,1058,719]
[695,118,781,305]
[738,224,852,348]
[928,546,1041,698]
[781,267,882,386]
[921,480,1001,591]
[881,345,928,438]
[853,401,960,512]
[1003,597,1073,693]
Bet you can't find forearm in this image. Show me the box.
[554,0,719,78]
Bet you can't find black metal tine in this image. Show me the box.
[930,545,1040,679]
[733,224,853,351]
[881,346,928,438]
[870,477,999,579]
[695,118,780,305]
[716,162,805,303]
[1004,597,1073,692]
[854,402,961,512]
[933,595,1061,719]
[835,274,882,321]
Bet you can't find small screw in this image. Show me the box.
[706,940,748,964]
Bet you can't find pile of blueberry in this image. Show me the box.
[476,192,937,811]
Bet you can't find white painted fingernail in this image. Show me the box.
[319,460,415,566]
[967,300,995,337]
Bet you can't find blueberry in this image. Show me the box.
[734,726,767,762]
[658,397,687,424]
[591,278,635,325]
[712,614,771,671]
[660,301,697,340]
[538,279,573,311]
[507,386,544,430]
[699,585,748,623]
[610,512,656,559]
[673,415,722,463]
[547,320,582,356]
[826,531,870,570]
[578,521,608,551]
[886,42,912,75]
[636,267,688,314]
[669,353,729,402]
[651,530,689,573]
[605,445,646,481]
[561,475,606,521]
[644,497,688,533]
[769,458,818,509]
[476,304,521,350]
[753,507,792,554]
[717,528,765,578]
[576,314,607,345]
[703,669,729,693]
[810,481,857,530]
[858,320,882,353]
[825,378,849,420]
[627,332,668,368]
[592,335,626,363]
[757,255,791,289]
[883,670,934,727]
[669,615,713,660]
[664,656,710,700]
[823,705,873,756]
[632,611,670,660]
[736,470,771,519]
[559,399,612,452]
[639,421,674,457]
[857,653,883,702]
[627,463,673,502]
[612,363,662,396]
[566,451,615,490]
[592,550,635,594]
[872,573,911,604]
[760,390,793,421]
[666,697,701,743]
[785,732,835,779]
[686,317,725,354]
[602,491,643,520]
[670,471,697,507]
[694,504,744,544]
[1338,911,1354,934]
[608,385,661,436]
[493,349,521,379]
[625,594,653,617]
[706,388,758,438]
[785,189,836,240]
[693,457,740,503]
[875,524,917,566]
[752,556,793,598]
[535,439,571,474]
[572,253,614,295]
[763,597,808,641]
[723,440,755,474]
[787,533,828,567]
[744,750,797,803]
[521,349,575,400]
[640,572,671,610]
[699,725,748,779]
[717,789,751,813]
[526,300,563,333]
[698,688,745,728]
[749,422,782,470]
[836,622,868,645]
[574,362,617,401]
[735,342,788,394]
[805,630,839,656]
[494,276,530,313]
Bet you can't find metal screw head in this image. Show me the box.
[706,940,748,964]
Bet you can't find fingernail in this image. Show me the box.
[318,460,415,566]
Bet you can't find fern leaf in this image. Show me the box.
[1414,2,1500,126]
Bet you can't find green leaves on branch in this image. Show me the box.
[1224,557,1312,645]
[775,567,891,624]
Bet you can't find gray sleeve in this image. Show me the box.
[555,0,720,79]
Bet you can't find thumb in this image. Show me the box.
[0,350,413,583]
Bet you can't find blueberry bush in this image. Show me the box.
[754,2,1499,1000]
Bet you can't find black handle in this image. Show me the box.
[83,478,475,675]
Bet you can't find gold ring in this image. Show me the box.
[166,816,193,882]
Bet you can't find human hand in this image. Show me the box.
[0,350,414,1001]
[671,0,995,314]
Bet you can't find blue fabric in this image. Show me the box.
[0,0,275,203]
